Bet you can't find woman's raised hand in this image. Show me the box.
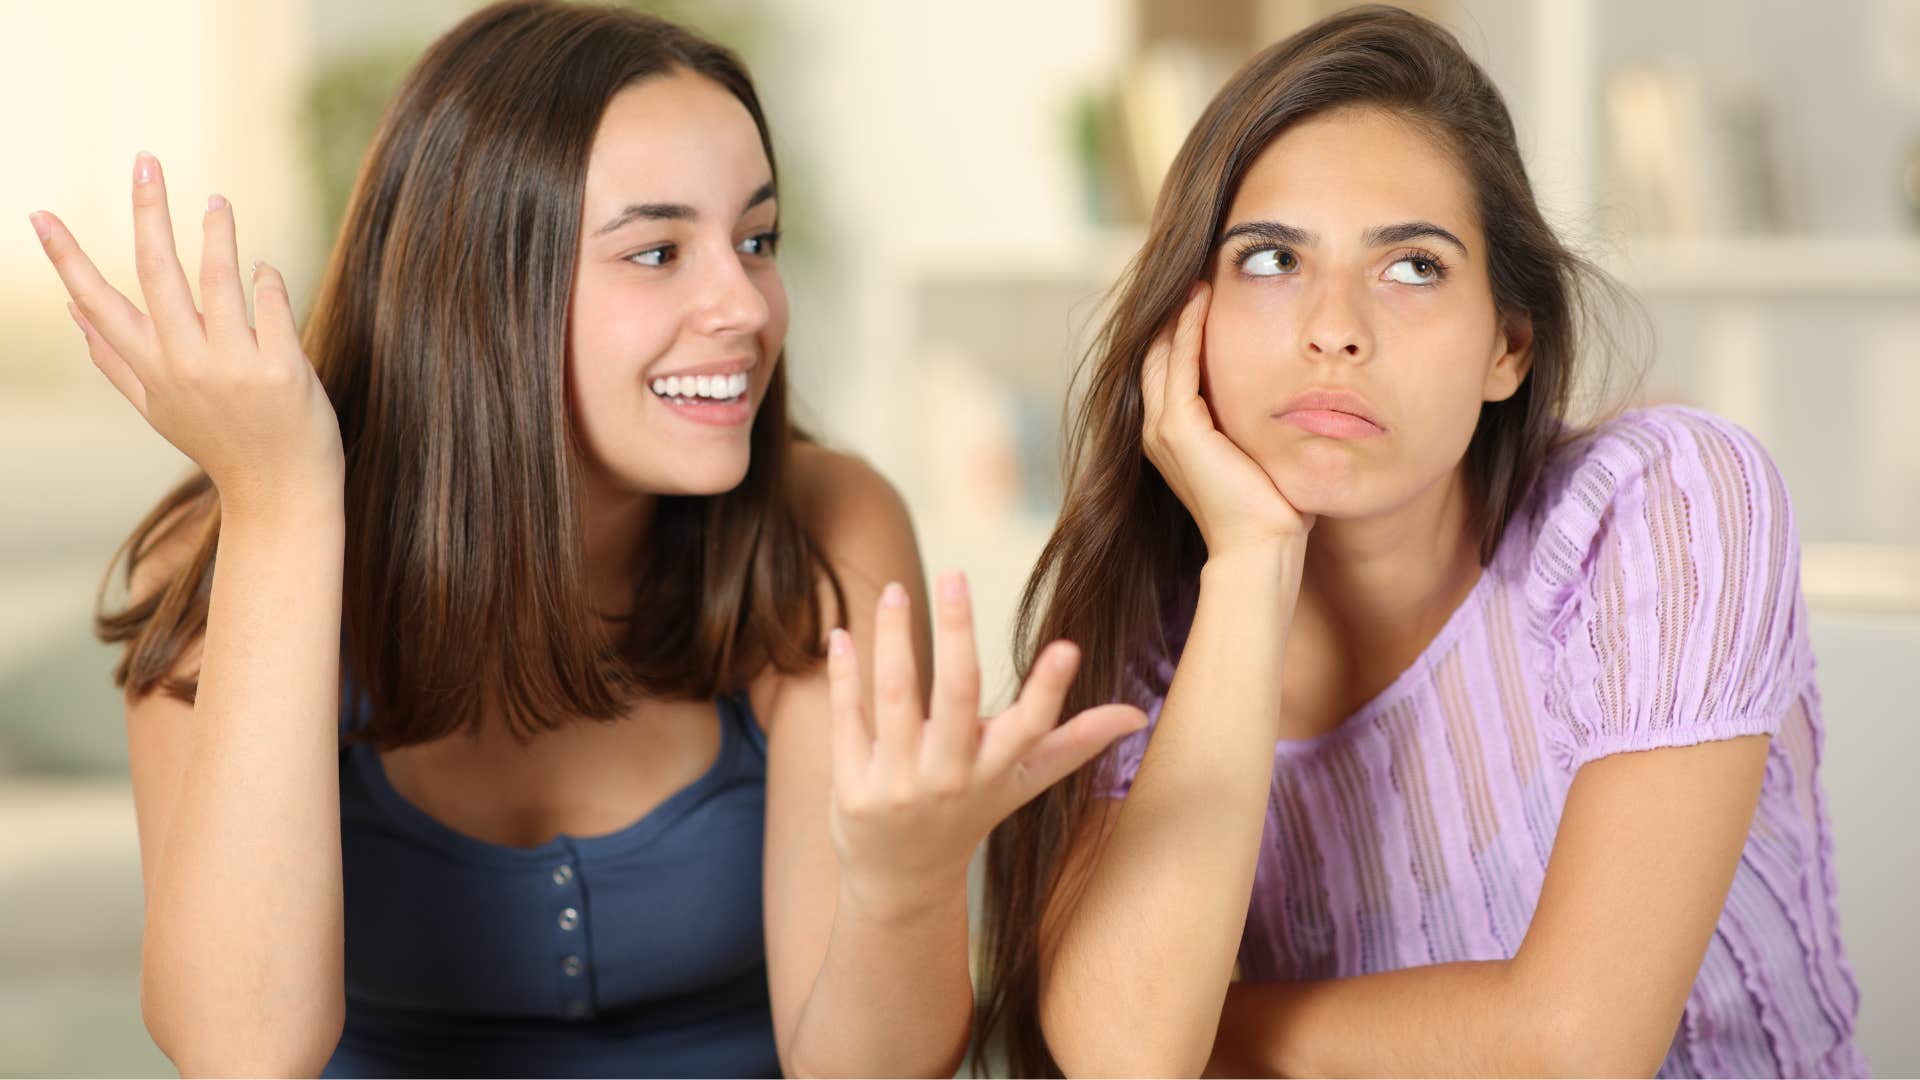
[28,153,343,516]
[825,572,1146,919]
[1141,282,1313,558]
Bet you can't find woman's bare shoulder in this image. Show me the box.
[787,441,917,566]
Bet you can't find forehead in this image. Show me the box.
[581,69,770,209]
[1225,107,1477,239]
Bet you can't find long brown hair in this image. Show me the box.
[97,0,843,748]
[976,6,1637,1074]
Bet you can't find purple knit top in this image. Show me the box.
[1106,406,1865,1077]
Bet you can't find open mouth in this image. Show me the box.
[649,372,749,407]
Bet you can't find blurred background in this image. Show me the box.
[3,0,1916,1074]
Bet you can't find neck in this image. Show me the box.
[579,468,657,619]
[1294,466,1485,666]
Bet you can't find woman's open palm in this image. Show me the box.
[824,572,1145,917]
[29,153,342,515]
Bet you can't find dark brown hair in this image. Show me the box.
[976,5,1635,1074]
[97,0,842,747]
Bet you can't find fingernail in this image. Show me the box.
[133,152,157,185]
[828,627,850,656]
[880,582,907,609]
[27,212,50,243]
[938,571,967,603]
[207,193,226,212]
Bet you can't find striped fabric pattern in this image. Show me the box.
[1106,406,1865,1077]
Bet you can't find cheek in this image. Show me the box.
[567,274,680,392]
[1370,340,1500,487]
[1389,315,1501,422]
[1389,371,1482,463]
[1200,300,1287,427]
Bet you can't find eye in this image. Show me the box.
[625,244,675,268]
[1385,252,1447,286]
[1239,247,1300,277]
[737,230,781,258]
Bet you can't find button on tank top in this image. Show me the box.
[324,690,779,1078]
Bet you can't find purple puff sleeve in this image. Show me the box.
[1526,406,1811,772]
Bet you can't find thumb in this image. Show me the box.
[1004,703,1148,805]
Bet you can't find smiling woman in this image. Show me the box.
[569,80,784,488]
[24,1,1144,1076]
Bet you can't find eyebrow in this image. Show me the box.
[1216,219,1470,259]
[592,179,777,237]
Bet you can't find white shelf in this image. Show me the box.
[1802,543,1920,616]
[1604,236,1920,297]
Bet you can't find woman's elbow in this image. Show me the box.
[1053,1044,1209,1078]
[1533,1039,1667,1078]
[1043,1008,1212,1078]
[140,970,344,1077]
[1529,998,1672,1078]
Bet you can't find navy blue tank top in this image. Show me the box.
[324,692,779,1077]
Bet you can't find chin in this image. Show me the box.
[642,454,752,497]
[1258,451,1374,519]
[585,435,755,498]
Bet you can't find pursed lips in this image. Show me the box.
[1275,388,1384,429]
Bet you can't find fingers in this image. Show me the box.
[826,627,871,780]
[1164,281,1210,419]
[128,152,206,360]
[1140,282,1209,453]
[199,194,251,349]
[250,260,301,358]
[870,582,923,771]
[68,303,148,414]
[1140,330,1170,439]
[29,211,156,367]
[977,640,1082,777]
[924,571,982,777]
[1006,703,1149,800]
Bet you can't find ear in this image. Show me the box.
[1483,310,1534,403]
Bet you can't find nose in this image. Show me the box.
[690,242,771,338]
[1297,275,1372,363]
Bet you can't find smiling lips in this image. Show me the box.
[648,362,756,428]
[1274,389,1385,438]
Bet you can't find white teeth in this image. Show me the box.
[651,371,749,401]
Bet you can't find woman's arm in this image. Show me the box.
[35,156,350,1074]
[1207,734,1770,1078]
[127,497,348,1077]
[759,451,968,1077]
[1038,283,1315,1076]
[762,448,1144,1077]
[1041,543,1300,1076]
